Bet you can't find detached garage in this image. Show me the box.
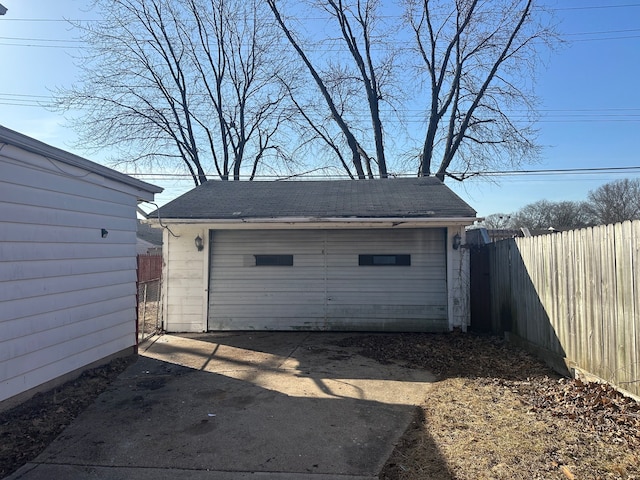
[148,178,476,332]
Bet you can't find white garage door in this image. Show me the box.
[207,229,448,331]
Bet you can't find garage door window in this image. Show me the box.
[358,254,411,266]
[254,254,294,266]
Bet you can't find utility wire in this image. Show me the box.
[1,27,638,49]
[1,92,639,120]
[2,3,640,22]
[121,166,640,180]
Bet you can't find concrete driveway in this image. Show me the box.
[7,332,436,480]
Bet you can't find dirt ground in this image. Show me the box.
[1,333,639,479]
[0,355,136,478]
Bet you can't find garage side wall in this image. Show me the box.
[447,226,471,331]
[0,145,143,404]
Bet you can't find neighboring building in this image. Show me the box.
[148,178,477,333]
[137,219,163,255]
[466,227,562,245]
[0,125,162,407]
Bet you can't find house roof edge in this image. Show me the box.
[0,124,163,195]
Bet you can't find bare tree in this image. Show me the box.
[405,0,557,180]
[267,0,395,179]
[511,200,595,231]
[57,0,557,184]
[267,0,557,181]
[55,0,290,184]
[480,213,515,229]
[587,178,640,225]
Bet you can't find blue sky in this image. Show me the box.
[0,0,639,218]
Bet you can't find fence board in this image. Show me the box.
[137,254,162,283]
[632,221,640,393]
[483,220,640,399]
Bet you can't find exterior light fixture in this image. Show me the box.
[101,228,109,238]
[0,4,7,15]
[452,233,461,250]
[195,235,204,251]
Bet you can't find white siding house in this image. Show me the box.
[149,178,476,333]
[0,125,162,407]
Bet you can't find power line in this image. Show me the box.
[1,27,638,50]
[554,3,640,10]
[1,92,638,116]
[0,35,81,43]
[121,166,640,180]
[1,106,638,123]
[467,166,640,177]
[0,42,77,48]
[565,28,640,36]
[4,93,639,113]
[571,34,640,42]
[0,92,50,98]
[2,3,640,23]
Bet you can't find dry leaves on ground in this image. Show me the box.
[337,333,640,480]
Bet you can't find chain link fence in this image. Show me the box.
[137,278,162,343]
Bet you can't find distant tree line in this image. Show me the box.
[481,178,640,230]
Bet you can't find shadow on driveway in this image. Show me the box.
[8,332,452,480]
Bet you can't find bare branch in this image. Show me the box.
[55,0,292,184]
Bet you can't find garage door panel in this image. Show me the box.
[325,258,445,269]
[327,303,446,318]
[322,317,450,332]
[327,276,444,288]
[323,229,447,330]
[208,316,328,331]
[216,256,322,268]
[212,232,322,250]
[209,230,326,330]
[327,267,444,282]
[211,270,325,282]
[324,230,443,245]
[208,228,448,331]
[211,281,325,294]
[210,293,326,305]
[326,285,446,299]
[327,295,445,306]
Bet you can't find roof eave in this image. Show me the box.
[0,125,163,196]
[147,216,477,229]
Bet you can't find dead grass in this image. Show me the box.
[425,378,638,479]
[382,375,640,479]
[337,333,640,480]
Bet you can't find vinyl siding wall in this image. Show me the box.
[0,144,149,404]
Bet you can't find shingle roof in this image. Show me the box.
[137,220,163,245]
[150,177,476,220]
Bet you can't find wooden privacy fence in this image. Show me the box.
[481,220,640,399]
[137,254,162,282]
